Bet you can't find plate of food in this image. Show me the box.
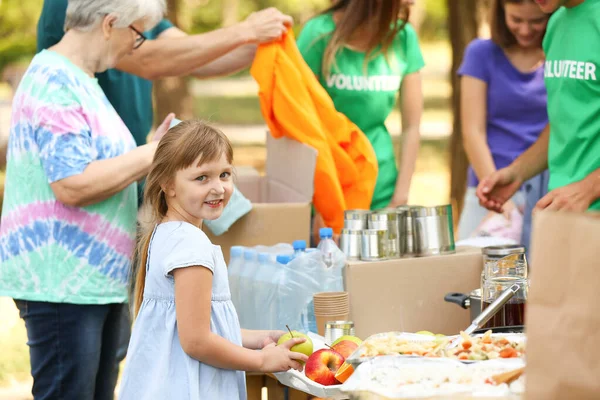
[341,356,525,399]
[346,330,525,368]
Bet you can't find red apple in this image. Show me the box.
[305,349,345,386]
[332,340,359,359]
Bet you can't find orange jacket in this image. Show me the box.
[250,30,378,233]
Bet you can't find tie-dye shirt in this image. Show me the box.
[0,50,138,304]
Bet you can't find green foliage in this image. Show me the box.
[187,0,330,34]
[0,0,42,74]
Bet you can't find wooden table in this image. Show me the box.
[247,372,314,400]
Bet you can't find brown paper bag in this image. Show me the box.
[525,211,600,399]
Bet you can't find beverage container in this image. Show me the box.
[227,246,244,311]
[237,249,258,328]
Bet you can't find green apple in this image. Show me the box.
[277,331,313,360]
[331,335,362,347]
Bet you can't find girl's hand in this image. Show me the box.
[261,330,286,348]
[242,329,286,349]
[259,338,308,373]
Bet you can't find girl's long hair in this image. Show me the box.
[320,0,410,78]
[133,120,233,317]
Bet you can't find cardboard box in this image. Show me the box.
[205,134,317,262]
[344,246,482,338]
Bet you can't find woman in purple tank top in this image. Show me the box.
[457,0,551,243]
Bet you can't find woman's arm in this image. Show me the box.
[460,76,497,182]
[49,114,173,208]
[50,142,156,208]
[390,71,423,207]
[173,266,307,372]
[115,8,292,80]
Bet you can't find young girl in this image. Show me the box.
[457,0,550,241]
[118,121,308,399]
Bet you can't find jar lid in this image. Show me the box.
[482,245,526,257]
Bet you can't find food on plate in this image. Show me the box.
[277,330,313,361]
[334,361,355,383]
[341,359,526,397]
[331,340,359,359]
[357,330,525,361]
[305,349,345,386]
[445,331,525,361]
[331,335,362,346]
[359,333,446,358]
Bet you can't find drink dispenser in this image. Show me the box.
[481,245,529,329]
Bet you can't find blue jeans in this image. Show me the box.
[520,170,550,263]
[14,300,128,400]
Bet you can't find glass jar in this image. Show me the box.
[481,277,529,329]
[481,245,528,290]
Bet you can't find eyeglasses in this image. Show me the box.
[129,25,147,49]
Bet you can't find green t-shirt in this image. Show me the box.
[297,14,424,210]
[36,0,174,146]
[543,1,600,210]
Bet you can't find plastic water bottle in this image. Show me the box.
[251,252,271,329]
[274,254,294,330]
[293,240,307,255]
[237,249,258,329]
[256,243,294,255]
[228,246,244,312]
[317,227,336,268]
[317,227,346,291]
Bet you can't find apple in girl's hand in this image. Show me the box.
[331,340,359,359]
[304,349,345,386]
[277,331,313,359]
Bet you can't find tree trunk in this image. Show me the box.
[447,0,480,230]
[153,0,194,126]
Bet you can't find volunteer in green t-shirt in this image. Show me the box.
[477,0,600,214]
[297,0,424,211]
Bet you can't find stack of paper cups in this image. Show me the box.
[313,292,350,336]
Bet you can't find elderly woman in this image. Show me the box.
[0,0,167,398]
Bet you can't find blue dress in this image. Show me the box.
[119,221,246,399]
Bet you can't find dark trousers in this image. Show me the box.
[14,300,128,400]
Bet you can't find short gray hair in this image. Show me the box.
[65,0,165,32]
